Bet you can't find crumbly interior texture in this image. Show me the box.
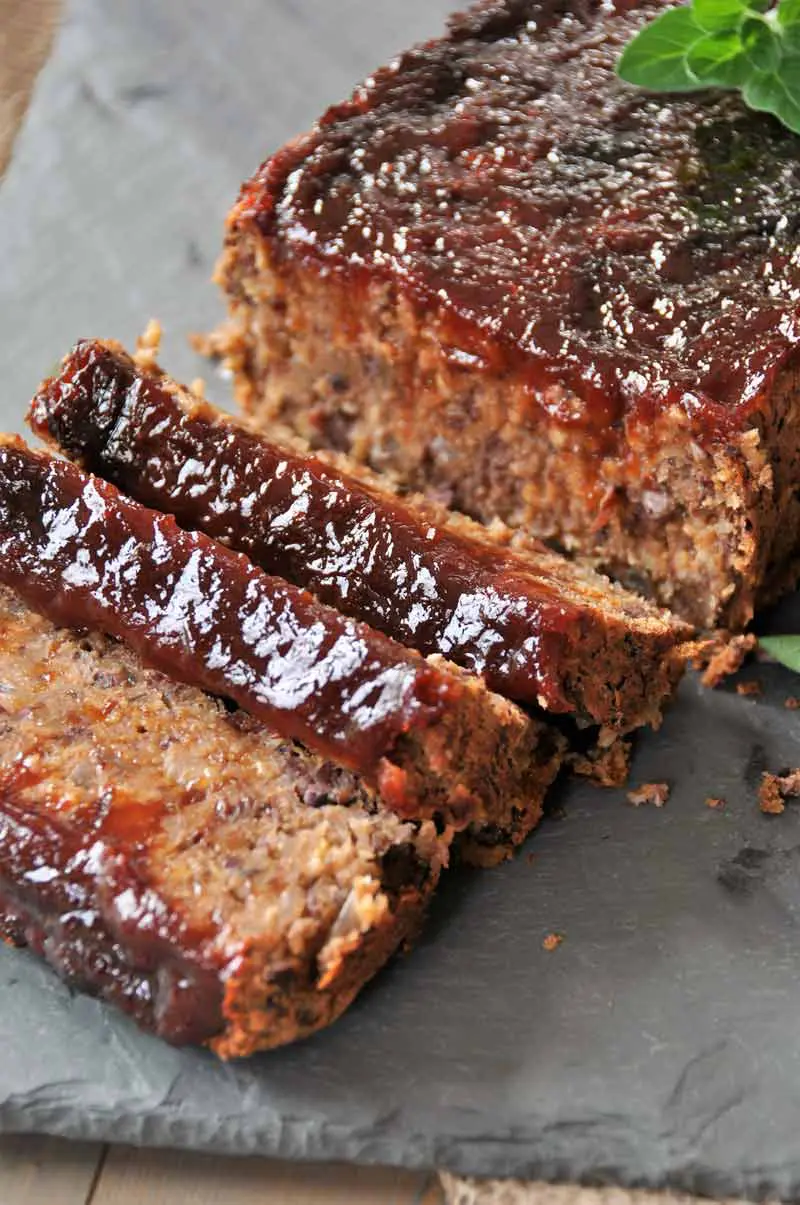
[0,587,449,1057]
[219,251,800,633]
[218,0,800,630]
[31,337,692,734]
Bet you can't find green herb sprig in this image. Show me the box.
[616,0,800,134]
[760,635,800,672]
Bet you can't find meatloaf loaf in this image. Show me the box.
[0,437,559,843]
[218,0,800,630]
[32,338,692,733]
[0,586,450,1057]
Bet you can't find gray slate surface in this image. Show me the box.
[1,1,800,1197]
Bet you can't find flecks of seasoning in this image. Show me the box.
[627,782,670,807]
[705,796,726,809]
[526,851,536,865]
[736,680,762,697]
[542,933,563,951]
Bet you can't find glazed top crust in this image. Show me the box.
[235,0,800,441]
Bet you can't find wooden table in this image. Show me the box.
[0,1135,444,1204]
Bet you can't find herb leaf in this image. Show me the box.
[616,0,800,135]
[759,635,800,673]
[687,30,749,83]
[693,0,748,31]
[616,7,704,91]
[743,59,800,129]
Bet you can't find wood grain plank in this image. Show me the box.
[92,1145,437,1205]
[0,1134,103,1205]
[0,0,61,175]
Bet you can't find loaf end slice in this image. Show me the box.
[0,587,449,1056]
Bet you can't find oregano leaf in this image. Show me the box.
[778,0,800,27]
[743,62,800,131]
[616,7,704,91]
[616,0,800,135]
[760,635,800,673]
[693,0,748,31]
[687,30,749,83]
[742,19,782,71]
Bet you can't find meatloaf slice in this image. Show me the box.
[0,586,450,1057]
[218,0,800,630]
[32,338,691,732]
[0,438,562,842]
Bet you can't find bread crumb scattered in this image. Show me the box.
[542,933,563,951]
[698,633,757,688]
[705,797,726,809]
[190,321,241,362]
[759,769,800,815]
[627,782,670,808]
[785,697,800,710]
[567,738,631,787]
[133,318,163,371]
[189,377,206,398]
[736,680,762,697]
[526,852,536,866]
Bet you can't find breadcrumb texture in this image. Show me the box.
[626,782,669,808]
[219,0,800,629]
[0,587,449,1058]
[759,770,800,816]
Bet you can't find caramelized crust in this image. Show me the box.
[219,0,800,627]
[0,587,448,1056]
[0,438,555,833]
[32,339,691,730]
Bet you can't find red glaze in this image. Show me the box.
[0,786,224,1045]
[233,0,800,444]
[0,440,458,803]
[29,339,632,717]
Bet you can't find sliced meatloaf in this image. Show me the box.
[218,0,800,629]
[31,338,692,732]
[0,437,564,848]
[0,586,450,1057]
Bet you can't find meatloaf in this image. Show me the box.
[32,338,692,732]
[0,586,450,1057]
[218,0,800,630]
[0,437,559,840]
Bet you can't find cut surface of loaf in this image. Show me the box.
[0,437,556,837]
[0,586,449,1058]
[32,338,691,732]
[218,0,800,630]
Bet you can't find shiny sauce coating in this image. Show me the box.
[236,0,800,443]
[32,340,592,713]
[0,441,455,793]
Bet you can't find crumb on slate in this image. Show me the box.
[542,933,563,952]
[759,769,800,815]
[627,782,670,808]
[567,738,631,787]
[785,697,800,710]
[705,797,726,810]
[526,852,536,866]
[133,317,163,371]
[736,680,762,697]
[189,377,206,398]
[698,633,757,688]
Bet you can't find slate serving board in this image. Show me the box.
[2,1,800,1197]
